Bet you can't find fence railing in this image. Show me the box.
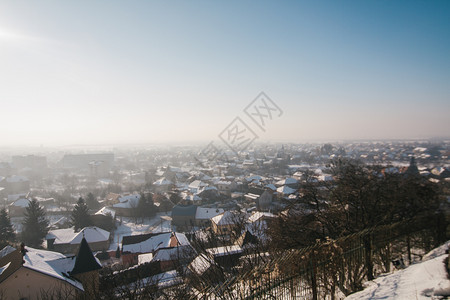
[193,213,446,299]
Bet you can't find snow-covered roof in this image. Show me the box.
[47,226,110,245]
[0,262,10,276]
[152,245,195,262]
[246,175,262,182]
[113,195,140,209]
[316,174,333,181]
[134,270,181,289]
[49,216,69,228]
[275,177,298,186]
[168,166,183,173]
[95,207,116,218]
[314,168,323,174]
[0,246,15,259]
[10,198,30,208]
[201,186,218,192]
[118,194,140,203]
[413,147,428,152]
[265,184,276,191]
[35,197,55,203]
[174,232,191,246]
[189,180,207,189]
[189,254,213,275]
[248,212,275,223]
[206,245,243,257]
[23,247,83,291]
[201,174,212,181]
[276,185,297,195]
[195,207,224,220]
[46,228,75,244]
[181,192,202,202]
[7,193,27,202]
[122,232,173,254]
[98,178,113,185]
[211,211,239,226]
[153,177,173,186]
[217,180,233,185]
[176,183,189,190]
[71,227,110,245]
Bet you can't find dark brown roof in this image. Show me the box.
[121,232,167,246]
[0,247,23,284]
[70,238,102,276]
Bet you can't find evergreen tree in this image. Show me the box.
[86,192,100,210]
[71,197,92,231]
[0,208,15,247]
[138,193,156,221]
[22,199,49,248]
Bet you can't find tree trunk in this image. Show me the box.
[363,235,374,281]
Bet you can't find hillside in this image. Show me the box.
[345,241,450,300]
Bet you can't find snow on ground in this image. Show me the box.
[346,241,450,300]
[109,212,171,251]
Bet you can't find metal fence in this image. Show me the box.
[193,214,446,300]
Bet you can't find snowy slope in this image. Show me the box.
[345,242,450,300]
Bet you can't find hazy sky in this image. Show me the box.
[1,1,449,147]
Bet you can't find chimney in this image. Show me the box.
[20,242,27,264]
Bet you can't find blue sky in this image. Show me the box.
[0,1,449,146]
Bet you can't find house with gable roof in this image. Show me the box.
[172,205,224,229]
[46,226,110,254]
[150,245,196,272]
[211,211,244,238]
[0,238,102,299]
[195,207,224,227]
[153,177,173,192]
[112,193,140,217]
[8,197,30,217]
[120,231,190,267]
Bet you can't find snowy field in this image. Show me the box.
[109,212,172,251]
[345,241,450,300]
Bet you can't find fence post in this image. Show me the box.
[436,211,447,245]
[407,235,412,265]
[310,257,318,300]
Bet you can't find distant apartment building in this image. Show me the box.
[12,155,47,171]
[61,153,114,176]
